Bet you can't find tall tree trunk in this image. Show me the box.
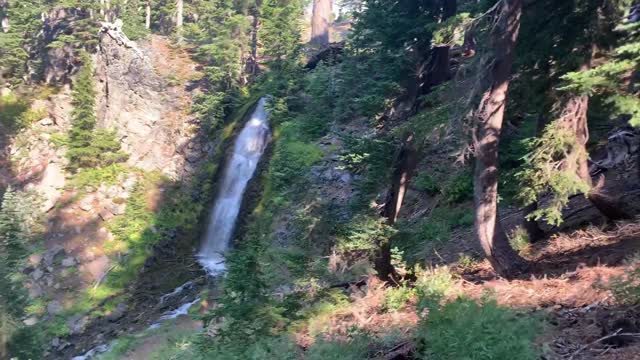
[1,0,9,33]
[176,0,183,41]
[376,134,417,282]
[559,64,631,221]
[310,0,331,46]
[146,0,151,29]
[523,113,547,242]
[247,1,261,79]
[422,0,456,94]
[473,0,527,277]
[376,0,457,281]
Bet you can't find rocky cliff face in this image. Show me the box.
[95,25,209,179]
[9,20,209,213]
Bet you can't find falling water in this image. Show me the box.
[198,97,271,275]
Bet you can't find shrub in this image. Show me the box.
[383,284,415,311]
[508,226,531,255]
[417,297,541,360]
[415,266,456,309]
[270,129,323,195]
[0,93,36,132]
[443,170,473,204]
[306,335,370,360]
[70,163,129,190]
[413,172,440,195]
[609,255,640,305]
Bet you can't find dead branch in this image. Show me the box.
[567,329,640,360]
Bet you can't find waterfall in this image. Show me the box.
[198,97,271,275]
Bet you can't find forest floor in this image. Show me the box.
[418,220,640,360]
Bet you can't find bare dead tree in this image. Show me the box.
[145,0,151,29]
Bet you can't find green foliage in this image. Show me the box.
[0,93,45,132]
[0,0,47,85]
[337,214,396,252]
[397,206,473,263]
[413,172,440,194]
[270,122,323,197]
[509,226,531,255]
[344,136,394,210]
[383,284,415,312]
[0,187,44,358]
[558,19,640,125]
[443,169,473,204]
[66,54,126,172]
[517,121,591,226]
[414,266,456,309]
[417,297,541,360]
[70,163,130,190]
[609,255,640,305]
[306,336,370,360]
[115,0,151,40]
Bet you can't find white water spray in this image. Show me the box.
[198,97,271,274]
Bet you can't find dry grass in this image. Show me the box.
[296,277,418,348]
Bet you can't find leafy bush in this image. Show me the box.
[306,335,370,360]
[270,126,323,195]
[516,121,591,226]
[417,297,541,360]
[508,226,531,255]
[336,214,396,252]
[609,255,640,305]
[70,163,129,190]
[383,284,415,311]
[413,172,440,195]
[0,93,43,132]
[443,170,473,204]
[415,266,456,309]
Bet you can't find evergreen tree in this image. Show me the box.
[67,52,99,171]
[517,0,632,225]
[0,0,46,85]
[0,187,28,358]
[67,53,126,171]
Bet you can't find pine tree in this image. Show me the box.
[0,187,29,358]
[67,53,126,171]
[0,187,27,270]
[517,0,633,225]
[67,52,98,171]
[0,0,46,85]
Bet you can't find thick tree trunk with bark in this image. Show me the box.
[558,72,631,221]
[310,0,331,46]
[421,0,456,94]
[473,0,527,277]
